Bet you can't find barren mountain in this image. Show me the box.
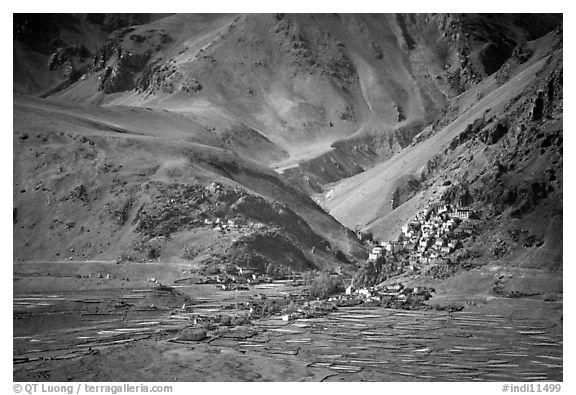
[14,93,365,273]
[12,13,564,383]
[13,13,562,275]
[322,28,563,270]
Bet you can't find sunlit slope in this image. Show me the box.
[14,94,364,269]
[50,14,450,166]
[322,49,551,237]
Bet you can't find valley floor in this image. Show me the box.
[14,261,562,382]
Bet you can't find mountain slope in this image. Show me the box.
[13,13,563,276]
[13,14,171,96]
[321,29,562,268]
[17,13,560,182]
[46,14,451,165]
[13,93,364,272]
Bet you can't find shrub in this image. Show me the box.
[178,327,207,341]
[220,315,232,326]
[334,249,350,264]
[201,321,215,331]
[147,247,161,260]
[285,301,298,314]
[232,314,251,326]
[204,266,221,275]
[262,300,280,315]
[309,273,344,300]
[302,271,315,285]
[182,246,199,260]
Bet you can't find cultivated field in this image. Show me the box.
[14,262,562,381]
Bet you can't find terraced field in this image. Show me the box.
[13,287,183,379]
[13,284,562,382]
[264,304,562,381]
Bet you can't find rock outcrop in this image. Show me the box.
[98,64,133,93]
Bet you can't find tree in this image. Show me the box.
[309,272,344,299]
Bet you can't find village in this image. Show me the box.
[366,203,476,268]
[166,281,436,332]
[167,262,437,329]
[163,201,480,327]
[173,265,299,290]
[341,203,477,306]
[117,196,479,332]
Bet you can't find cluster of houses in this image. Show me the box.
[203,217,265,234]
[280,299,338,321]
[174,266,275,288]
[204,217,237,230]
[368,204,475,266]
[340,282,434,308]
[171,290,335,326]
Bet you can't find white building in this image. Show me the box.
[368,246,384,261]
[451,209,472,219]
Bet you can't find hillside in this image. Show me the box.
[13,13,562,276]
[322,28,563,269]
[42,13,450,169]
[12,14,564,384]
[13,93,364,272]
